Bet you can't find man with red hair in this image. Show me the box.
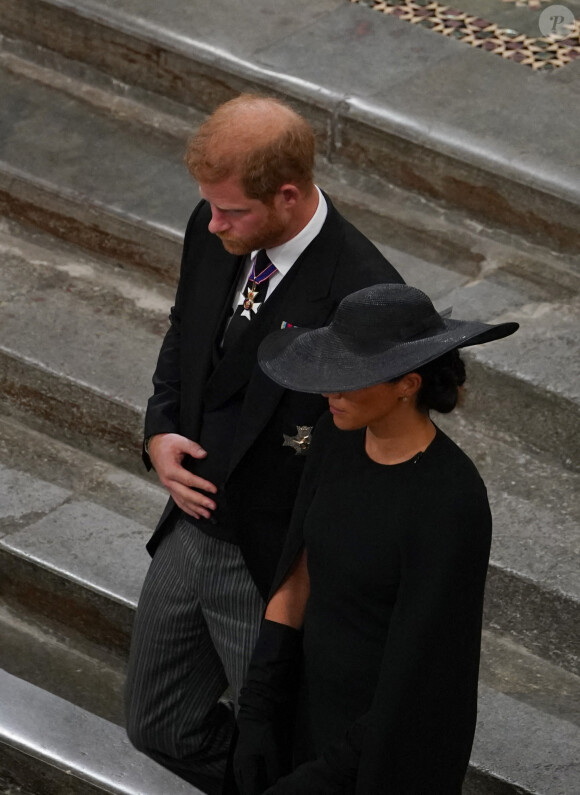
[125,93,403,793]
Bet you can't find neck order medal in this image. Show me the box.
[239,282,261,320]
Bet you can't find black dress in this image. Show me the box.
[269,412,492,794]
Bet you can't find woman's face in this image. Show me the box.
[322,382,402,431]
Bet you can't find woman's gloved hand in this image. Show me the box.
[234,619,302,795]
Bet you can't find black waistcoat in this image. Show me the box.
[182,257,308,542]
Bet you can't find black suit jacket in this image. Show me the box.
[143,194,403,597]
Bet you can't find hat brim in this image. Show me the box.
[258,318,519,393]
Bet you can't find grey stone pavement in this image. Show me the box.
[0,667,203,794]
[1,0,579,253]
[47,0,579,217]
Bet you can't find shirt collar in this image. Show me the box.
[252,186,328,277]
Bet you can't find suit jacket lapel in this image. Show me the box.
[209,256,246,368]
[204,202,342,412]
[182,216,245,377]
[226,201,346,473]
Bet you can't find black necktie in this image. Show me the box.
[222,249,277,353]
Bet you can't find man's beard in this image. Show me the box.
[216,209,287,255]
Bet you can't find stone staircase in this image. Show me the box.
[0,1,578,793]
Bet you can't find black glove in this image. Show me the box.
[234,620,302,795]
[262,711,365,794]
[263,759,352,794]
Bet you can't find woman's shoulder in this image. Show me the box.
[408,429,492,553]
[429,427,485,484]
[418,428,490,519]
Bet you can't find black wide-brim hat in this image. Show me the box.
[258,283,519,393]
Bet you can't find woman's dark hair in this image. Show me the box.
[392,349,466,414]
[415,349,466,413]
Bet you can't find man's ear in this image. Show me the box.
[277,184,301,207]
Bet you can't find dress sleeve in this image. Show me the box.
[355,480,492,793]
[268,473,492,794]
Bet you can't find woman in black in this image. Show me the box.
[233,284,518,794]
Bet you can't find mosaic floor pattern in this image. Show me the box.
[350,0,580,69]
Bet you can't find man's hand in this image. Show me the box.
[147,433,218,520]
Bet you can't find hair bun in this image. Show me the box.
[416,350,466,413]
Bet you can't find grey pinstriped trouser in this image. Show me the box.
[125,514,265,793]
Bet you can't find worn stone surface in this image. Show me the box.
[0,464,70,528]
[377,242,469,303]
[472,685,580,795]
[76,0,345,59]
[363,47,580,206]
[0,65,194,239]
[0,351,145,472]
[472,297,580,404]
[0,414,165,662]
[479,630,580,728]
[0,217,168,467]
[491,493,579,601]
[0,226,165,405]
[0,668,202,794]
[0,0,579,249]
[1,501,151,607]
[256,3,457,97]
[0,2,578,792]
[462,298,580,470]
[0,413,165,527]
[435,411,580,673]
[0,604,126,725]
[0,549,135,658]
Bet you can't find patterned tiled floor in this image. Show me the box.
[501,0,546,8]
[350,0,580,69]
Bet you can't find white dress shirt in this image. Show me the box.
[231,186,328,311]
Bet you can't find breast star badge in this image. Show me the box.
[283,425,313,455]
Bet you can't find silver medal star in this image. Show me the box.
[283,425,313,455]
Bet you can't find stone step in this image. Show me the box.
[0,61,578,467]
[0,51,577,667]
[0,216,173,472]
[0,410,164,659]
[466,683,580,795]
[0,219,578,679]
[0,0,579,254]
[460,294,580,472]
[0,60,192,284]
[1,369,578,678]
[0,668,202,794]
[436,413,580,676]
[0,493,150,658]
[0,420,578,794]
[0,4,576,793]
[2,621,579,795]
[0,602,126,727]
[0,622,578,795]
[1,412,578,795]
[1,38,579,303]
